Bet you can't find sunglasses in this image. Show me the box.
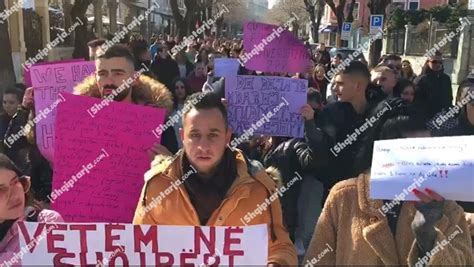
[0,175,30,203]
[429,60,443,64]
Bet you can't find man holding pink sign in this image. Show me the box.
[74,45,178,157]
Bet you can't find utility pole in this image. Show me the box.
[147,0,152,40]
[428,13,433,51]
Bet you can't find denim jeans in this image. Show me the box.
[296,176,324,251]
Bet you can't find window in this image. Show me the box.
[392,2,405,10]
[408,0,419,10]
[353,2,360,20]
[345,2,360,20]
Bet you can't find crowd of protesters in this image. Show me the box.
[0,30,473,266]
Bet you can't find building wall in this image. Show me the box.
[322,0,450,31]
[247,0,268,22]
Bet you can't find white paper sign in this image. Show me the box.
[370,136,474,201]
[214,58,240,77]
[18,222,268,266]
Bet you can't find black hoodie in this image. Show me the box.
[414,69,453,119]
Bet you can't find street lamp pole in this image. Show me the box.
[148,0,152,40]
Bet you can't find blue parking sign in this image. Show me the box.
[341,22,352,40]
[370,15,383,34]
[343,22,351,32]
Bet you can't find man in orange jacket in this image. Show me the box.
[133,92,297,266]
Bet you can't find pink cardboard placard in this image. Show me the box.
[51,93,166,223]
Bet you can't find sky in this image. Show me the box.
[268,0,277,9]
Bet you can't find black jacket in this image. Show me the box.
[3,108,53,202]
[3,108,30,173]
[432,106,474,137]
[431,107,474,213]
[304,98,400,194]
[28,144,53,202]
[263,138,315,242]
[0,113,12,147]
[161,120,178,154]
[151,56,180,88]
[414,69,453,119]
[263,138,315,179]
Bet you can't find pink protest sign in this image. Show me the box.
[242,21,311,73]
[30,60,95,162]
[51,93,166,223]
[225,75,306,138]
[24,59,85,87]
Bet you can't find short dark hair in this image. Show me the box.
[87,39,107,48]
[307,88,322,104]
[97,45,135,67]
[0,153,23,177]
[15,83,27,92]
[183,92,228,129]
[394,78,414,97]
[379,115,428,140]
[4,87,23,102]
[384,54,402,62]
[341,61,370,82]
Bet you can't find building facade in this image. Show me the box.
[318,0,454,46]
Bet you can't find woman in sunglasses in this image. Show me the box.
[0,154,62,265]
[414,51,453,120]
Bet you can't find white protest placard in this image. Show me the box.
[370,135,474,201]
[214,58,240,77]
[17,222,268,266]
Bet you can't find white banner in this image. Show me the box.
[17,222,268,266]
[370,136,474,201]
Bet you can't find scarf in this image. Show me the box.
[181,149,238,225]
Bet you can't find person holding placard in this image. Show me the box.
[0,154,62,265]
[301,61,403,204]
[133,93,297,266]
[303,114,472,266]
[74,45,179,156]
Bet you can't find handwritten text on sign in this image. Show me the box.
[243,22,311,73]
[52,93,165,223]
[24,59,85,87]
[18,222,268,266]
[31,61,95,162]
[225,75,306,138]
[370,135,474,202]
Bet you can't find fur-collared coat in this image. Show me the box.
[74,75,178,153]
[74,75,173,113]
[303,173,472,266]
